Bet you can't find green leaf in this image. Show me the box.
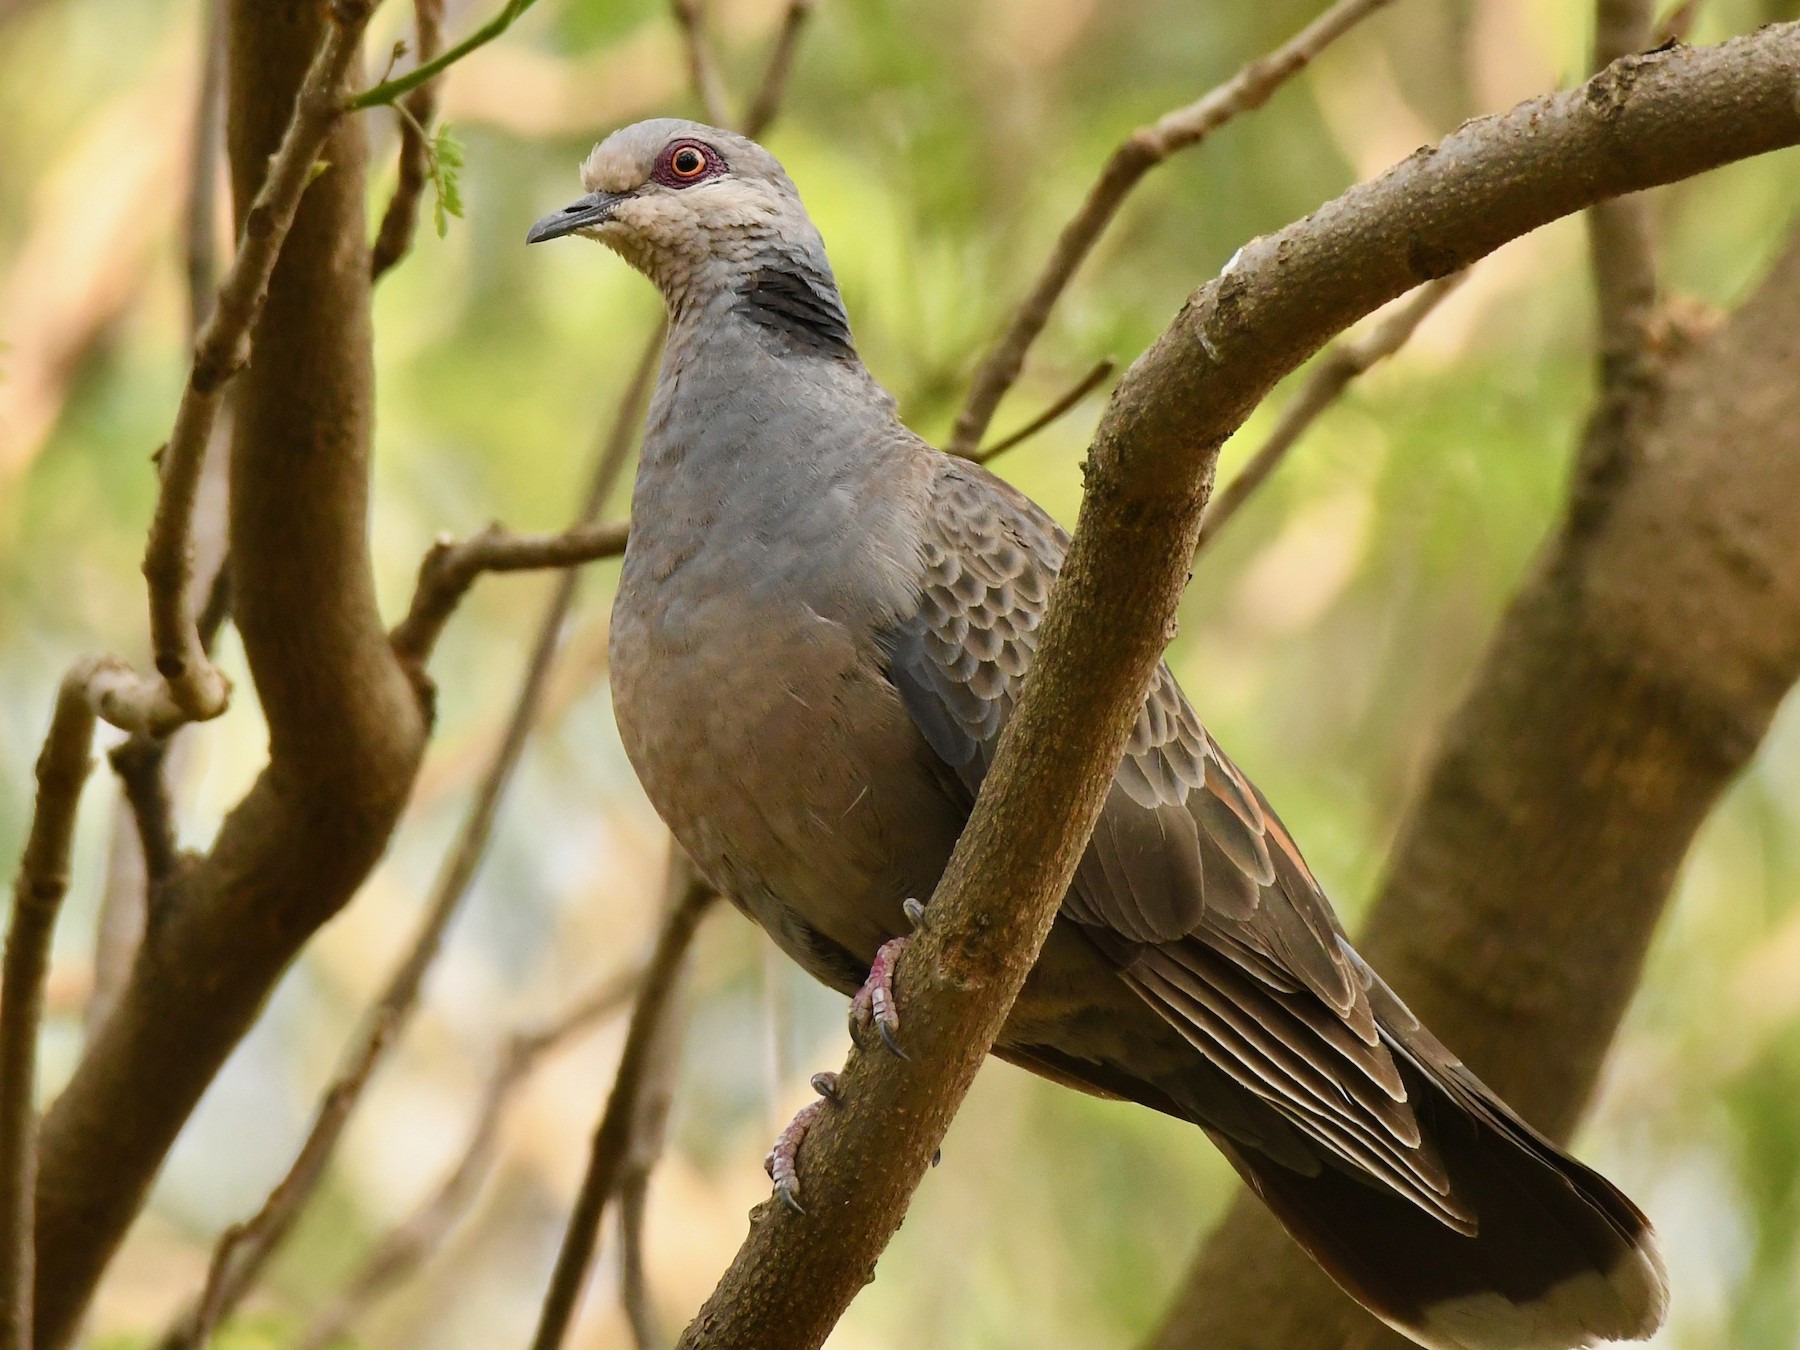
[429,126,466,239]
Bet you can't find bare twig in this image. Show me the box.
[185,0,227,339]
[347,0,544,112]
[390,519,633,665]
[1194,274,1462,553]
[391,326,659,666]
[133,0,380,732]
[741,0,816,138]
[670,0,732,128]
[968,358,1116,464]
[944,0,1397,457]
[371,0,447,280]
[614,927,686,1350]
[0,672,101,1350]
[159,335,660,1350]
[288,970,643,1350]
[89,5,233,1035]
[618,1174,661,1350]
[673,26,1800,1350]
[529,857,716,1350]
[106,740,180,885]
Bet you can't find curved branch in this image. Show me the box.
[389,519,632,666]
[673,25,1800,1349]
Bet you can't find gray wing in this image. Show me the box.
[880,457,1465,1228]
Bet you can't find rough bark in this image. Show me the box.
[677,25,1800,1350]
[1145,223,1800,1350]
[28,5,428,1345]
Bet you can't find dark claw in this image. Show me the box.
[850,933,911,1057]
[931,1148,942,1167]
[764,1072,841,1216]
[876,1014,907,1060]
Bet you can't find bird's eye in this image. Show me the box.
[670,146,707,179]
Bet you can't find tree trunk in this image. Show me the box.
[28,7,427,1345]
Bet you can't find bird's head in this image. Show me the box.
[526,118,829,309]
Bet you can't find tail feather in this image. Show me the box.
[1214,1053,1666,1350]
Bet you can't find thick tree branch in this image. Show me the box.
[28,0,430,1341]
[673,26,1800,1349]
[1194,273,1462,553]
[0,672,100,1350]
[943,0,1398,457]
[530,857,716,1350]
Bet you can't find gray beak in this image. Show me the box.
[526,190,630,244]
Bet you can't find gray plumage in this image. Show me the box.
[528,120,1666,1350]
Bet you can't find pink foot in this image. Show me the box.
[764,1071,840,1214]
[849,933,911,1058]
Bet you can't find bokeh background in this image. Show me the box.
[5,0,1800,1345]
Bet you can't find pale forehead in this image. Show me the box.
[579,118,791,194]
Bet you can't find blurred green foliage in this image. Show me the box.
[3,0,1800,1346]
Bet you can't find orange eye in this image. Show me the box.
[670,146,707,178]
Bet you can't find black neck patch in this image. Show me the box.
[735,263,855,358]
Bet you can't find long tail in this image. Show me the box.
[1213,1047,1667,1350]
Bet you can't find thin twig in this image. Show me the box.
[968,358,1116,464]
[107,740,180,885]
[371,0,447,280]
[943,0,1397,457]
[288,970,643,1350]
[347,0,543,112]
[1194,274,1462,553]
[618,1174,660,1350]
[132,0,380,733]
[94,81,236,1021]
[0,670,101,1350]
[614,924,685,1350]
[185,0,227,339]
[670,0,732,128]
[158,334,659,1350]
[740,0,816,138]
[391,519,633,665]
[529,856,716,1350]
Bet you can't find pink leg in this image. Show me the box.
[848,897,926,1058]
[849,935,911,1057]
[764,1071,840,1214]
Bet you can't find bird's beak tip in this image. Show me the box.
[526,190,624,246]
